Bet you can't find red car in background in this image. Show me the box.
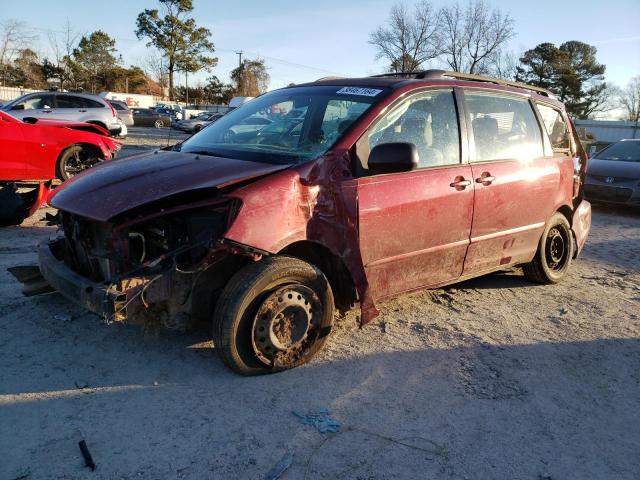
[0,110,120,226]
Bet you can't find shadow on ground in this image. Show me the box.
[2,295,639,479]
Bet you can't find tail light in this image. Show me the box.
[108,102,118,118]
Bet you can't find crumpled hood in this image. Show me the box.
[25,117,111,136]
[587,158,640,179]
[49,150,290,222]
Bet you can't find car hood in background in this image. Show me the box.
[587,158,640,179]
[24,117,110,136]
[49,150,291,221]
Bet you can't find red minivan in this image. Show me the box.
[38,71,591,374]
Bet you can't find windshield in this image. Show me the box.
[593,141,640,162]
[177,85,388,164]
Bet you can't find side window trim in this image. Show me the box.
[355,87,465,175]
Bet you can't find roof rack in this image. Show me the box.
[370,69,555,98]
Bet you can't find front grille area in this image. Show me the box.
[60,213,114,282]
[584,185,633,203]
[587,174,638,184]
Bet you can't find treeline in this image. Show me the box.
[370,0,639,120]
[0,0,271,104]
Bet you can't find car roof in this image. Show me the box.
[293,70,559,104]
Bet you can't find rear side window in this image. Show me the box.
[466,91,543,162]
[84,98,105,109]
[536,103,570,155]
[367,89,460,168]
[110,102,125,111]
[56,95,86,108]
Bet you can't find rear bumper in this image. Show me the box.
[38,239,118,318]
[571,199,591,257]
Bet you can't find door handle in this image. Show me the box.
[476,172,496,184]
[450,177,472,189]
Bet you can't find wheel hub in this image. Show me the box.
[546,227,567,269]
[252,285,319,366]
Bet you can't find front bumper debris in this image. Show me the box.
[38,239,167,322]
[39,239,120,318]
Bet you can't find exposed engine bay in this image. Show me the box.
[46,197,255,330]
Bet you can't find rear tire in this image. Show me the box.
[212,256,334,375]
[523,212,574,284]
[154,119,164,128]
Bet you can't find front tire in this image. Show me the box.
[57,145,103,181]
[213,256,334,375]
[523,212,574,284]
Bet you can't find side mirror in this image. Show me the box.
[11,104,25,111]
[368,142,419,175]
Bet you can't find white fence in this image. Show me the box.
[0,86,41,102]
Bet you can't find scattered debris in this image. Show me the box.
[263,452,293,480]
[292,409,340,433]
[78,440,96,471]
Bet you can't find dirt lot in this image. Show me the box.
[1,199,639,479]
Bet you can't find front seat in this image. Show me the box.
[472,116,499,160]
[398,116,443,167]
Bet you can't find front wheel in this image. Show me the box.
[57,145,103,181]
[523,212,574,284]
[213,256,334,375]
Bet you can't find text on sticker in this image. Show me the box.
[336,87,383,97]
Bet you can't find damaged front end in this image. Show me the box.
[39,195,251,330]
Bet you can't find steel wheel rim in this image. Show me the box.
[251,285,322,367]
[545,226,568,271]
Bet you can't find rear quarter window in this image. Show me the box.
[84,98,105,109]
[536,103,571,155]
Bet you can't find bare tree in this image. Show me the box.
[618,76,640,122]
[0,19,37,84]
[140,50,169,94]
[489,49,519,80]
[369,1,440,73]
[439,0,514,74]
[47,20,80,88]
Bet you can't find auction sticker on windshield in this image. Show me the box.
[336,87,383,97]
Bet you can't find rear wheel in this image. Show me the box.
[57,145,103,181]
[154,119,165,128]
[523,212,574,284]
[213,256,334,375]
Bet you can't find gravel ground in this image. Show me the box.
[1,195,639,479]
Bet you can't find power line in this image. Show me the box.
[26,25,347,76]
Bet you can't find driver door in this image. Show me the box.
[352,89,474,301]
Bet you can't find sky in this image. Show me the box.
[2,0,639,91]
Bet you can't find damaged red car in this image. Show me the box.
[0,110,120,226]
[37,71,591,375]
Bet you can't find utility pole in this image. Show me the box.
[235,50,243,69]
[185,69,189,106]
